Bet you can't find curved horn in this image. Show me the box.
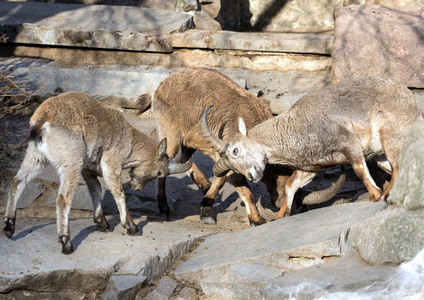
[201,105,228,155]
[213,159,231,177]
[171,142,183,164]
[303,165,346,205]
[256,197,278,223]
[169,156,194,175]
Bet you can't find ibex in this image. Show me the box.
[137,68,344,225]
[202,76,422,221]
[3,92,192,254]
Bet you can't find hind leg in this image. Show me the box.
[377,136,401,202]
[344,145,382,202]
[56,167,80,254]
[4,142,48,239]
[275,170,317,219]
[82,172,109,232]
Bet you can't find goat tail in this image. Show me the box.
[135,92,154,114]
[29,121,44,142]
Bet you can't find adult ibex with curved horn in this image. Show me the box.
[4,92,192,254]
[138,68,345,225]
[202,77,422,221]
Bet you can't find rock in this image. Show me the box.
[389,121,424,210]
[200,0,221,19]
[332,5,424,88]
[353,207,424,265]
[174,201,387,287]
[263,254,424,299]
[176,286,197,299]
[182,0,198,12]
[102,275,147,300]
[144,276,178,300]
[200,262,284,299]
[170,31,333,54]
[193,11,222,31]
[241,0,344,32]
[0,2,195,52]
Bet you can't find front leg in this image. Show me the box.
[101,160,139,236]
[157,177,170,220]
[200,174,228,225]
[229,173,265,226]
[82,172,110,232]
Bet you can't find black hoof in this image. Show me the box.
[3,218,15,239]
[249,218,265,227]
[127,224,141,236]
[158,204,171,221]
[200,206,216,225]
[95,216,110,232]
[60,236,74,255]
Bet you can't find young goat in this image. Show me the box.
[3,92,192,254]
[138,68,344,225]
[202,77,422,220]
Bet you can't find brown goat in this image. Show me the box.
[3,92,192,254]
[138,68,344,225]
[201,77,422,220]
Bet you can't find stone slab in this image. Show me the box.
[263,253,424,299]
[0,2,195,52]
[0,57,331,113]
[352,207,424,265]
[173,201,388,285]
[144,276,178,300]
[170,30,333,54]
[0,215,207,294]
[200,262,284,299]
[332,5,424,88]
[102,275,147,300]
[390,121,424,210]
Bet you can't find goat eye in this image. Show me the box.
[232,147,239,156]
[157,171,162,177]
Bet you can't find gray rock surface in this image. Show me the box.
[0,2,195,52]
[263,253,424,299]
[332,5,424,88]
[174,202,387,286]
[102,275,146,300]
[144,276,178,300]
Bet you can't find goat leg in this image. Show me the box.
[59,235,74,255]
[200,175,228,224]
[3,217,15,239]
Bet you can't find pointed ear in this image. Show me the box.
[238,117,247,136]
[157,138,167,157]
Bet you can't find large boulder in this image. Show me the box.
[332,5,424,88]
[352,121,424,264]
